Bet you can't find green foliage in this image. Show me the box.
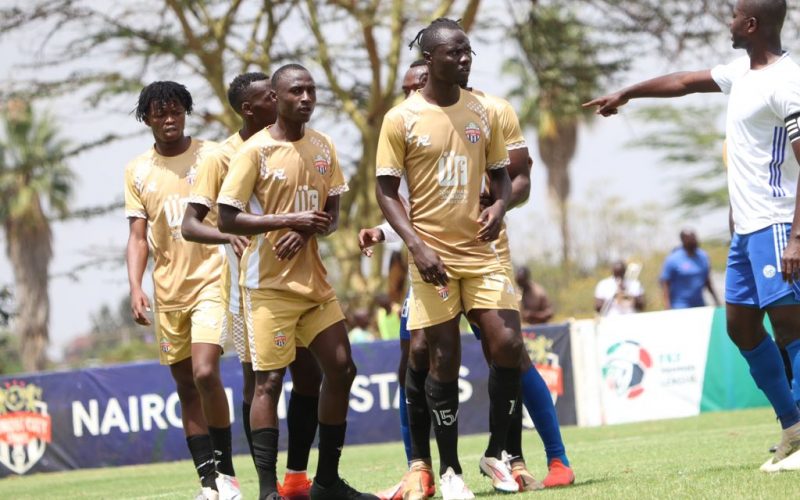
[0,100,73,222]
[630,105,728,213]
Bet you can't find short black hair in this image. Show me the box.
[134,81,192,122]
[742,0,787,34]
[227,72,270,114]
[410,59,427,68]
[408,18,464,53]
[271,64,311,89]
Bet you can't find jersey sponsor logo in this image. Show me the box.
[186,166,197,186]
[763,265,777,279]
[437,152,468,187]
[0,381,52,475]
[465,122,481,144]
[295,185,320,211]
[313,155,329,175]
[416,135,431,147]
[274,331,287,348]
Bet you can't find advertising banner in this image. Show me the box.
[594,307,714,425]
[521,323,576,426]
[4,328,569,476]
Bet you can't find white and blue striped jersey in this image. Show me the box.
[712,53,800,234]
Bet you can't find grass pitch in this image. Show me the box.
[0,408,797,499]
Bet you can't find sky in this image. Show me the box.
[0,3,737,360]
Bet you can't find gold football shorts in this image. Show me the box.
[243,288,344,371]
[154,284,225,365]
[407,264,518,330]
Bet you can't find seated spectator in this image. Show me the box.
[375,293,401,340]
[660,229,721,309]
[595,260,645,316]
[515,266,554,324]
[349,308,376,343]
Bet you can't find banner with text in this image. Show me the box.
[0,324,573,476]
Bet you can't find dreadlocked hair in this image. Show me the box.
[227,72,269,114]
[134,81,193,122]
[407,18,463,52]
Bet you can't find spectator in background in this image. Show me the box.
[375,293,401,340]
[594,260,645,316]
[348,308,376,343]
[515,266,554,324]
[660,229,721,309]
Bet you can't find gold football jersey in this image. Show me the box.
[124,139,223,311]
[218,127,347,302]
[189,132,247,314]
[376,89,509,273]
[473,89,528,265]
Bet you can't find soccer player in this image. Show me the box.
[585,0,800,472]
[365,58,573,498]
[124,81,238,500]
[217,64,377,500]
[375,19,523,500]
[181,72,322,498]
[402,60,429,98]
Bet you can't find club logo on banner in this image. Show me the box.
[0,381,52,474]
[522,332,564,403]
[602,340,652,399]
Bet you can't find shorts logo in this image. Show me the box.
[465,122,481,144]
[0,381,52,475]
[763,265,777,279]
[274,331,287,347]
[313,155,329,175]
[160,339,171,353]
[437,286,450,300]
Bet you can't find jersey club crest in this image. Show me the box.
[0,381,52,475]
[465,122,481,144]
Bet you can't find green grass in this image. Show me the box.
[1,408,797,499]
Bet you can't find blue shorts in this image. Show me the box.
[726,223,800,308]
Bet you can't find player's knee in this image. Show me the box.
[489,329,523,368]
[430,349,459,379]
[408,342,429,371]
[326,358,356,389]
[192,362,220,392]
[255,371,285,402]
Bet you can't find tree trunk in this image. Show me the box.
[537,115,578,266]
[4,197,52,372]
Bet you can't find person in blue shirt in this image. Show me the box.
[660,229,721,309]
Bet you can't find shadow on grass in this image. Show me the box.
[471,478,611,497]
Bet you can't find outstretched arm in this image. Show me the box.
[583,70,720,116]
[376,175,448,286]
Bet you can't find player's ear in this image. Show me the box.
[422,50,432,65]
[269,89,277,102]
[241,101,252,118]
[419,72,429,87]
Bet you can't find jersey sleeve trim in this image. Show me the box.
[377,167,404,177]
[329,183,350,196]
[487,158,511,170]
[188,194,214,208]
[785,112,800,142]
[218,196,247,212]
[506,141,527,151]
[126,210,147,219]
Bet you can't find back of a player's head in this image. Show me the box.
[135,81,192,122]
[227,72,270,114]
[741,0,787,35]
[408,18,465,54]
[410,59,427,68]
[271,63,312,90]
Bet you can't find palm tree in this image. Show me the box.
[505,3,624,264]
[0,99,73,371]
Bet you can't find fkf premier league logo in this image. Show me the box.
[602,340,652,399]
[0,381,52,474]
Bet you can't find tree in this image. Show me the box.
[505,2,624,264]
[0,99,73,371]
[629,105,727,214]
[0,0,482,301]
